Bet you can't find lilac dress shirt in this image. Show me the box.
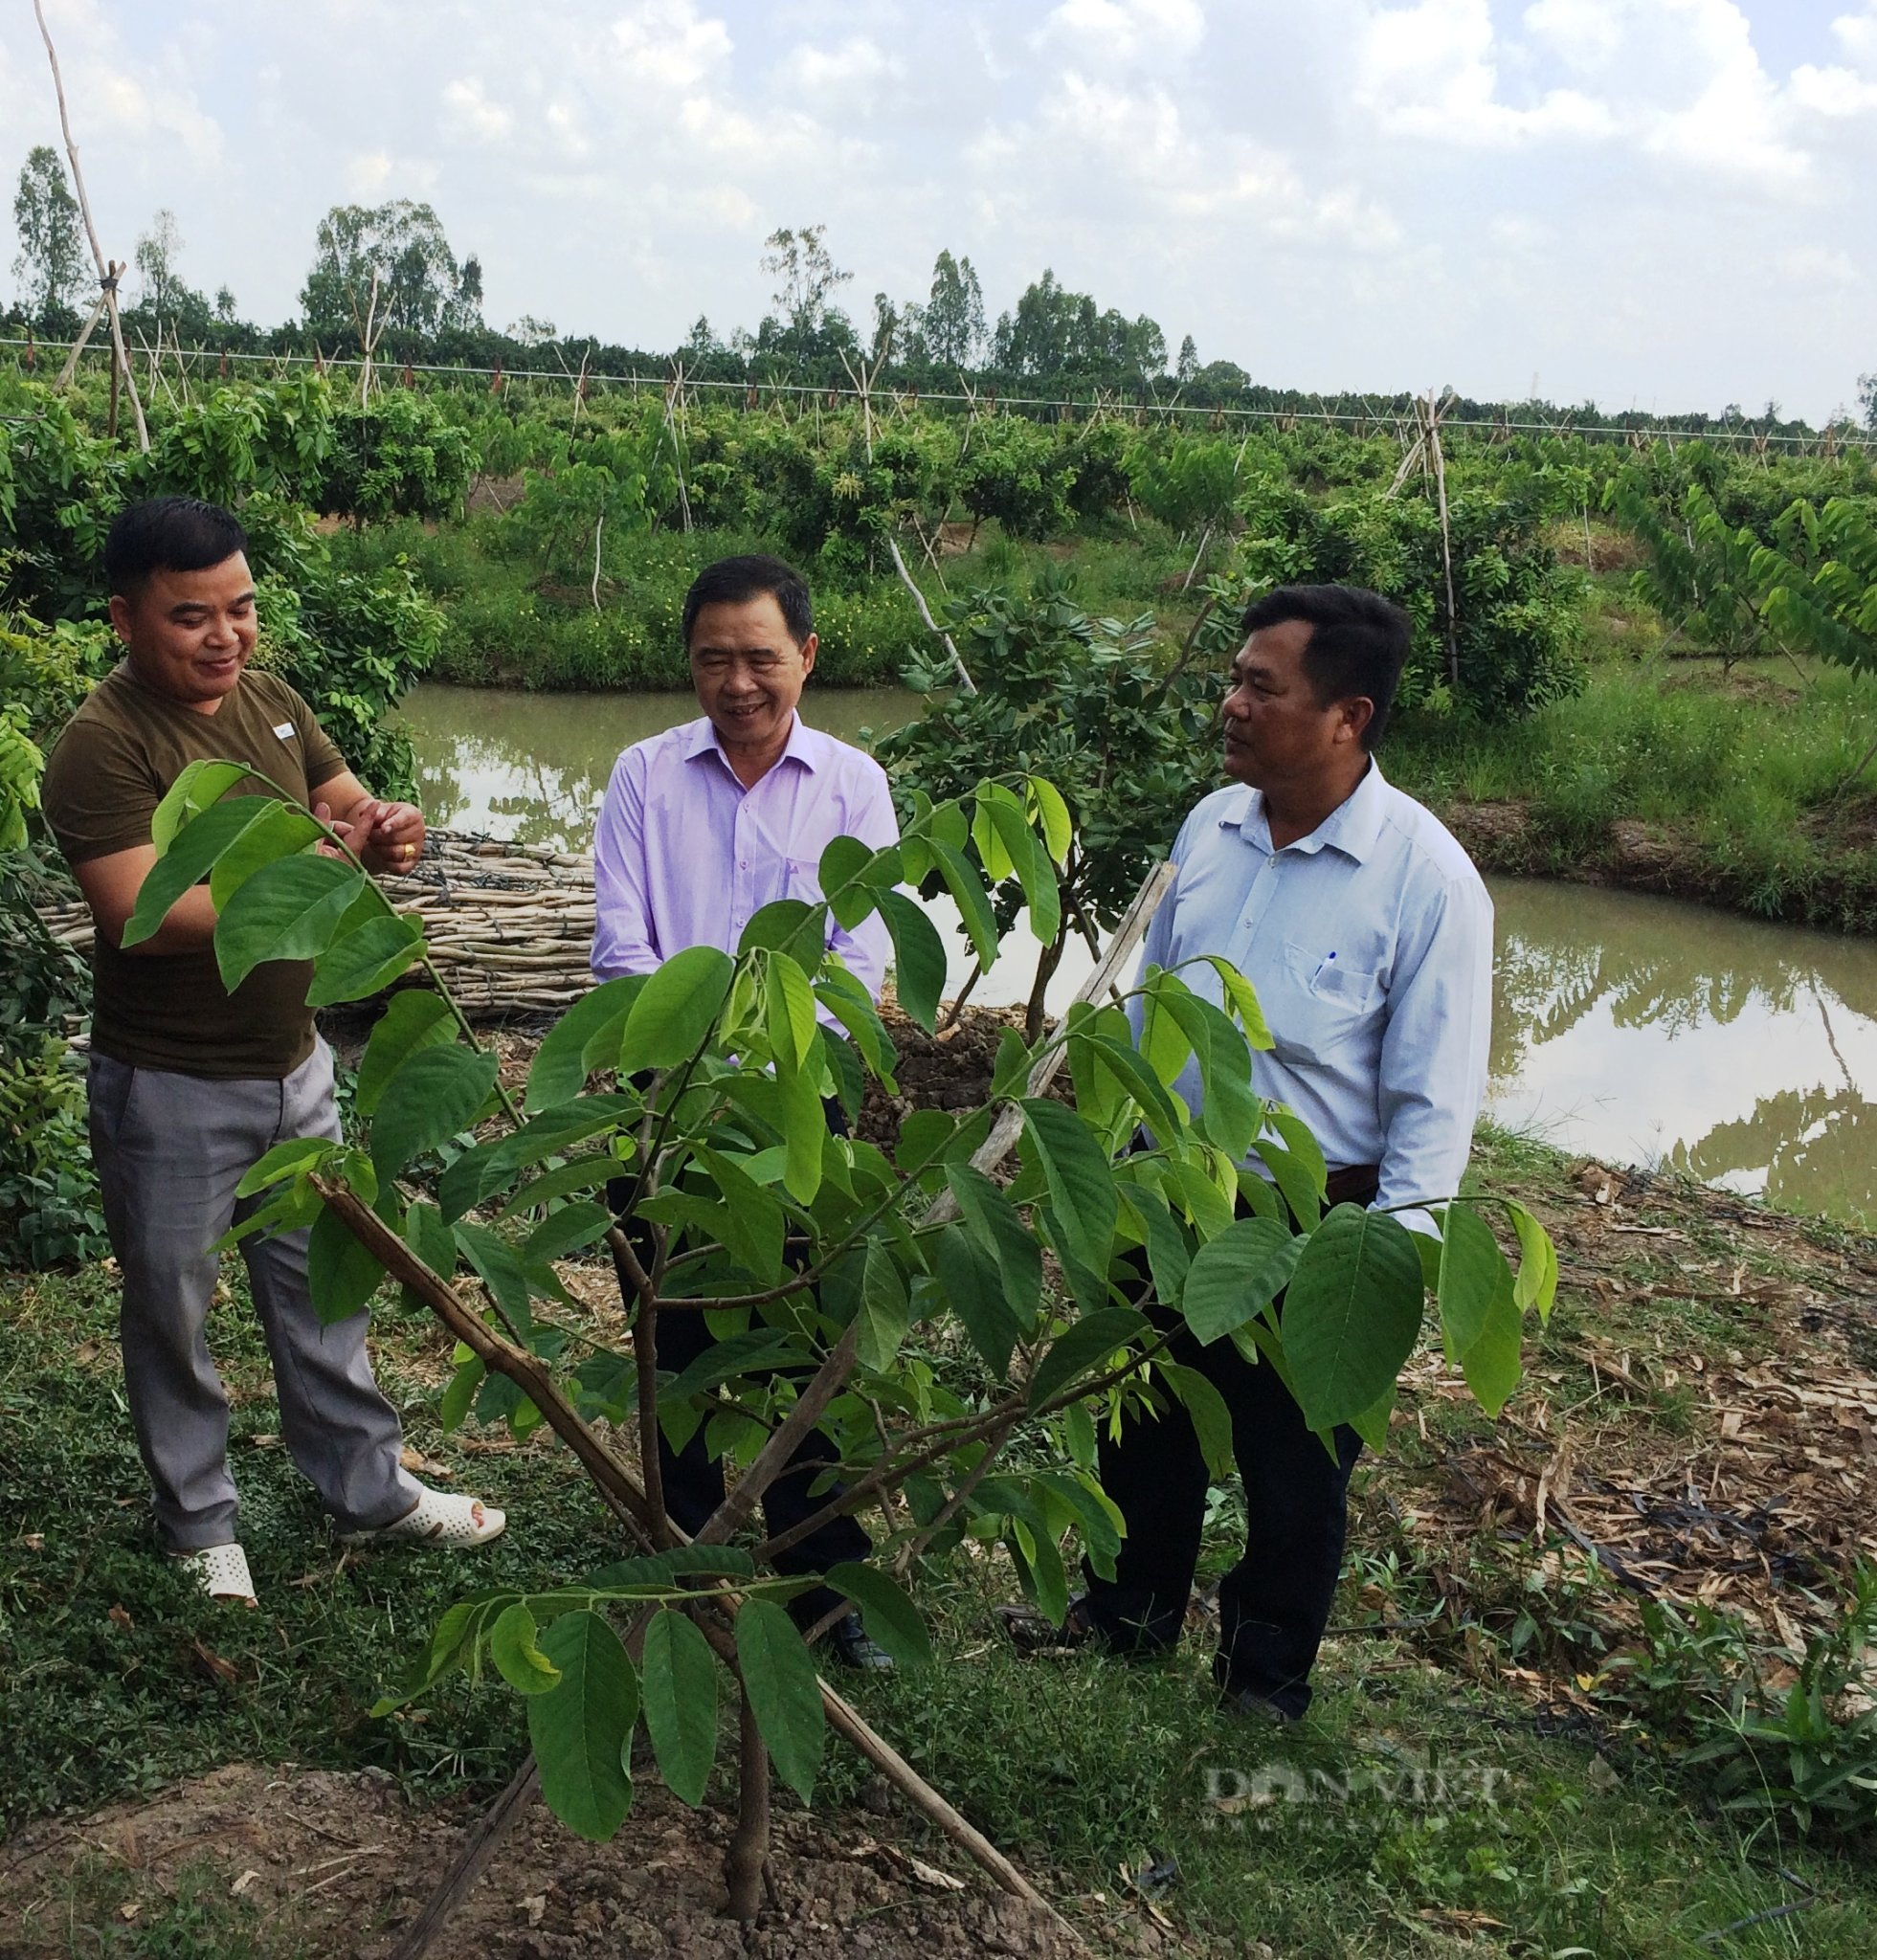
[591,713,899,997]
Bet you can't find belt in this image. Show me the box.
[1323,1163,1382,1209]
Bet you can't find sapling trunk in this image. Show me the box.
[725,1688,771,1921]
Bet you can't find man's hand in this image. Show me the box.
[317,796,427,877]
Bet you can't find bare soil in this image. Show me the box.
[0,1765,1087,1960]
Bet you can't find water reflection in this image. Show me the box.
[402,684,925,850]
[1486,880,1877,1222]
[400,686,1877,1222]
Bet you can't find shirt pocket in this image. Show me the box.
[783,856,825,903]
[1265,941,1382,1068]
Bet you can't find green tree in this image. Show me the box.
[920,250,986,369]
[131,209,212,340]
[139,749,1553,1910]
[11,145,85,321]
[1175,334,1198,383]
[300,201,478,339]
[758,223,853,359]
[992,270,1166,384]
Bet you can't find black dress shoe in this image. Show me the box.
[823,1610,894,1672]
[995,1593,1102,1655]
[1217,1680,1300,1726]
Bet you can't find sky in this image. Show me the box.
[2,0,1874,423]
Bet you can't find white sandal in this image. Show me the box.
[174,1542,258,1607]
[338,1483,506,1549]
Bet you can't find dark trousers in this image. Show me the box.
[1081,1171,1375,1719]
[607,1100,869,1624]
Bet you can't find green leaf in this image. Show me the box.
[1119,1179,1191,1306]
[740,898,818,956]
[773,1043,826,1206]
[1180,1215,1304,1344]
[1200,954,1274,1051]
[1019,1097,1117,1294]
[123,796,273,948]
[491,1602,563,1695]
[987,793,1061,948]
[214,854,366,991]
[402,1196,458,1279]
[817,835,886,931]
[150,759,254,852]
[734,1598,825,1803]
[1159,1362,1235,1479]
[523,1200,616,1265]
[694,1147,786,1284]
[929,837,998,970]
[207,799,325,909]
[943,1163,1042,1331]
[814,968,898,1087]
[438,1354,485,1433]
[1437,1203,1524,1418]
[526,975,646,1112]
[356,990,455,1117]
[931,1224,1022,1379]
[306,913,424,1007]
[1506,1199,1559,1325]
[1254,1135,1323,1232]
[370,1044,500,1181]
[1028,1305,1148,1408]
[453,1218,536,1332]
[878,889,947,1032]
[618,945,732,1071]
[826,1562,933,1668]
[234,1135,334,1198]
[765,950,819,1072]
[527,1610,638,1841]
[1025,775,1073,867]
[858,1241,910,1372]
[306,1203,385,1325]
[1283,1204,1425,1432]
[1267,1109,1328,1203]
[641,1608,720,1807]
[971,790,1017,881]
[1349,1382,1397,1453]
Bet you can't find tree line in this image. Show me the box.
[9,142,1870,434]
[7,145,1232,397]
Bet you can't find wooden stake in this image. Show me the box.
[33,0,148,449]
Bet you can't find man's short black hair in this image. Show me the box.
[103,497,249,596]
[682,554,814,652]
[1240,584,1412,748]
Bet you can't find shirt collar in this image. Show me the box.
[1227,757,1390,865]
[682,711,824,776]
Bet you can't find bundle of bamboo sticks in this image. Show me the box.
[40,830,600,1019]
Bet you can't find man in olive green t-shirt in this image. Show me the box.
[41,497,507,1606]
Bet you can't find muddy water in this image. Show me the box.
[400,685,1877,1222]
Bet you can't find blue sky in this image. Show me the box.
[2,1,1873,421]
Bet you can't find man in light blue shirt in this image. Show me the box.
[1076,584,1492,1721]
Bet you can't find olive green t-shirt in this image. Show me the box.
[40,662,348,1080]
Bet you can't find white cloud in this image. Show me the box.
[1776,243,1858,284]
[443,77,514,144]
[777,35,901,100]
[1788,61,1877,115]
[607,0,733,93]
[1036,0,1206,66]
[1359,0,1617,145]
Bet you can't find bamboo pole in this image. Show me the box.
[33,0,148,450]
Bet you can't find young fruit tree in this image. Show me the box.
[136,755,1557,1918]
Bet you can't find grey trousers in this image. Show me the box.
[87,1038,420,1552]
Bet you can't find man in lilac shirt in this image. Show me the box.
[591,554,899,1669]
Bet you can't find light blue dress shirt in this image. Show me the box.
[1129,759,1493,1217]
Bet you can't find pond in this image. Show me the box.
[402,684,1877,1224]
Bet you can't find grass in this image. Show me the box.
[1386,580,1877,931]
[6,1125,1877,1955]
